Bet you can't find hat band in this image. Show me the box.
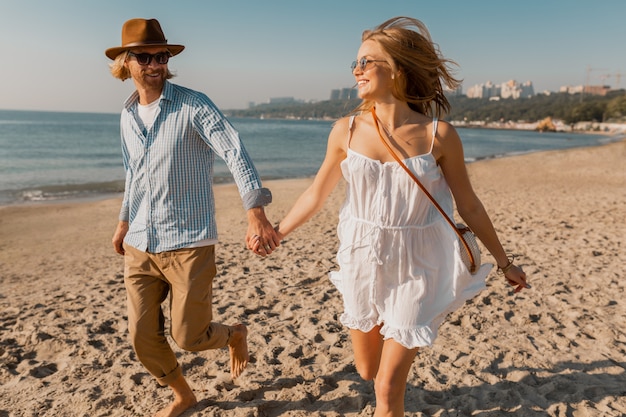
[123,40,169,47]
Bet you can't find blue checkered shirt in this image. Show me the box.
[119,81,271,253]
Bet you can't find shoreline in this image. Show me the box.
[1,140,626,415]
[2,135,624,208]
[453,120,626,135]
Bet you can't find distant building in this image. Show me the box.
[584,85,611,96]
[559,84,611,96]
[560,85,584,94]
[445,85,463,97]
[330,87,358,100]
[466,80,501,99]
[501,80,534,99]
[342,88,358,99]
[466,80,534,99]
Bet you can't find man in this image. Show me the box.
[106,18,279,417]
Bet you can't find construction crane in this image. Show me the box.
[597,71,624,89]
[599,73,611,86]
[585,66,609,88]
[581,66,609,102]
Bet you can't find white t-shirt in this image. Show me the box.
[137,98,160,131]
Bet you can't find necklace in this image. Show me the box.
[377,117,413,145]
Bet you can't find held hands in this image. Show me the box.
[246,207,280,257]
[248,232,279,256]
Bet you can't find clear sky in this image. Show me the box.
[1,0,624,114]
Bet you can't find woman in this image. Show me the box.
[263,17,530,416]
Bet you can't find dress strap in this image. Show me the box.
[429,117,438,154]
[347,115,356,149]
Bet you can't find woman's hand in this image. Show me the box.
[503,264,531,293]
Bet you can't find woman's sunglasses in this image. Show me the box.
[128,51,171,66]
[351,57,387,72]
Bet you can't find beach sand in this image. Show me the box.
[1,140,625,416]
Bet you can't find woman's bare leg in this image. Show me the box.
[350,325,384,380]
[372,338,418,417]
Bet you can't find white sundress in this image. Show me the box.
[329,116,492,349]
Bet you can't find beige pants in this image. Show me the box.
[123,244,231,386]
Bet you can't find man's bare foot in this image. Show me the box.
[154,374,197,417]
[228,324,249,379]
[154,396,197,417]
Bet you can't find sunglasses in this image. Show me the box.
[128,51,171,65]
[351,57,387,72]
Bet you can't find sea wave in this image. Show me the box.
[0,181,126,205]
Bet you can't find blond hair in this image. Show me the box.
[353,17,461,118]
[108,50,176,81]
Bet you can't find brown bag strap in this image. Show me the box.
[370,107,476,269]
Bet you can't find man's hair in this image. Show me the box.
[109,50,176,81]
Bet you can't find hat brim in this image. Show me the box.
[105,44,185,60]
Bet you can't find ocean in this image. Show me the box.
[0,109,616,205]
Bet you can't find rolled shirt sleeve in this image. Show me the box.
[242,187,272,210]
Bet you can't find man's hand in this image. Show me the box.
[112,221,129,255]
[246,207,280,256]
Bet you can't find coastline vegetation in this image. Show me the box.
[225,90,626,127]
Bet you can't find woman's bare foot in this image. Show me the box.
[228,324,249,379]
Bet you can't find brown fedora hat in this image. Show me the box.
[105,18,185,60]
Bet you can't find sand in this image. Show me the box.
[1,140,625,416]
